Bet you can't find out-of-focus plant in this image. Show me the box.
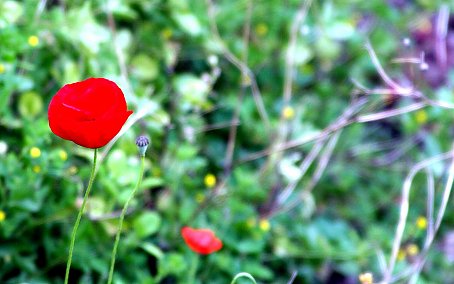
[1,0,454,283]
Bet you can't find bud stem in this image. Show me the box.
[107,155,146,283]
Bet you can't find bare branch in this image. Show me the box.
[205,0,270,128]
[364,41,413,96]
[383,149,454,283]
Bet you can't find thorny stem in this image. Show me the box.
[107,155,146,284]
[65,149,98,284]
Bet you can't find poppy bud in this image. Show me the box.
[136,136,150,156]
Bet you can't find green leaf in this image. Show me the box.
[140,242,164,259]
[18,92,43,118]
[133,211,161,238]
[289,42,313,66]
[173,12,202,36]
[241,261,273,280]
[326,21,355,40]
[0,1,23,26]
[231,272,257,284]
[173,74,209,110]
[131,54,159,81]
[140,177,164,190]
[157,253,187,280]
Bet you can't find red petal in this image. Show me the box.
[48,78,133,148]
[181,227,223,255]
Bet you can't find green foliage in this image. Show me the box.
[1,0,454,283]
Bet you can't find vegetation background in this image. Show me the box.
[1,0,454,283]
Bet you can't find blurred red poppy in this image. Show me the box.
[48,78,133,149]
[181,227,223,254]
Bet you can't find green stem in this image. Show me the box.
[107,155,145,284]
[187,253,199,283]
[65,148,98,284]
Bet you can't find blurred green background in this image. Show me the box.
[1,0,454,283]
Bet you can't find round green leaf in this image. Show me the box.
[133,211,161,238]
[18,92,43,118]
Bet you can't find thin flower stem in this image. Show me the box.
[107,155,146,284]
[65,148,98,284]
[188,253,200,283]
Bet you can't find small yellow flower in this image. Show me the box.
[0,64,5,74]
[358,272,373,284]
[0,210,5,222]
[282,106,295,120]
[415,110,428,124]
[28,35,39,47]
[33,165,41,173]
[161,28,173,40]
[416,216,427,230]
[59,150,68,161]
[259,219,270,232]
[204,174,216,188]
[30,147,41,158]
[397,249,406,261]
[246,217,256,228]
[406,244,419,256]
[195,193,205,203]
[255,23,268,36]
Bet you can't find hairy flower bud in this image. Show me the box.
[136,136,150,156]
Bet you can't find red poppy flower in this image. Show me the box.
[48,78,133,149]
[181,227,223,255]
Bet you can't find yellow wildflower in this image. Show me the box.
[282,106,295,120]
[204,174,216,188]
[259,219,270,232]
[406,244,419,256]
[59,150,68,161]
[416,216,427,230]
[358,272,373,284]
[397,249,406,261]
[255,23,268,36]
[30,147,41,158]
[415,110,428,124]
[0,210,5,222]
[0,64,5,74]
[28,35,39,47]
[33,165,41,173]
